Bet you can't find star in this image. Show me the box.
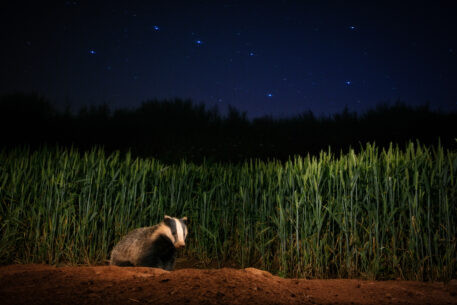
[349,25,356,30]
[345,81,352,85]
[89,50,96,54]
[249,52,255,56]
[267,93,273,97]
[195,40,203,45]
[153,25,160,31]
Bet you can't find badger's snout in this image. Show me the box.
[174,241,185,249]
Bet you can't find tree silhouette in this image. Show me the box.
[1,92,455,162]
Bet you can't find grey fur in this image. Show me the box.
[110,217,187,270]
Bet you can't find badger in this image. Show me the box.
[110,215,188,270]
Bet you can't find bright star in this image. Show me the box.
[349,26,356,30]
[153,25,160,31]
[196,40,202,44]
[249,52,255,56]
[345,81,352,85]
[267,93,273,97]
[89,50,96,54]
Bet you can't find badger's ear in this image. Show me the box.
[181,216,188,224]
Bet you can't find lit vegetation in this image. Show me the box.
[1,142,456,280]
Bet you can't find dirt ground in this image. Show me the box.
[0,264,456,305]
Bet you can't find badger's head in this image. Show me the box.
[163,215,188,249]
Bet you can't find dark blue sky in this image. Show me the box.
[1,1,456,118]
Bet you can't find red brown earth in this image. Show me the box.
[0,264,456,305]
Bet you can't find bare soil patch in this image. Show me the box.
[0,264,456,305]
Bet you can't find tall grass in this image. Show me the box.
[0,142,456,280]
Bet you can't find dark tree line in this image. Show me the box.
[1,92,456,163]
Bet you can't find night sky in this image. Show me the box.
[1,1,457,118]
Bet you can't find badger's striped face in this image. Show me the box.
[163,215,188,249]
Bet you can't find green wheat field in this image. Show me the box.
[1,142,456,281]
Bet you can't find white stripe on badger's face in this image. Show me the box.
[175,218,184,242]
[174,218,185,248]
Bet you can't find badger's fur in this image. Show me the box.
[110,215,188,270]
